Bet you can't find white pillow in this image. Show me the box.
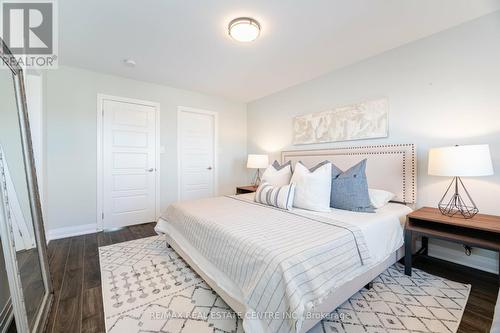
[255,182,296,210]
[290,161,332,212]
[369,189,395,209]
[261,161,292,187]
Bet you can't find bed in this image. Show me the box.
[155,144,416,333]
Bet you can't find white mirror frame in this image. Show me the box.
[0,38,53,333]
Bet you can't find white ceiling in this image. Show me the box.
[59,0,500,102]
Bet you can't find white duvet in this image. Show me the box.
[156,194,411,333]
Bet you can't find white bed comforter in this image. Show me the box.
[160,195,372,333]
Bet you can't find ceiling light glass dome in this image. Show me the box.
[228,17,261,42]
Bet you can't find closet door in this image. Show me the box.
[178,107,217,201]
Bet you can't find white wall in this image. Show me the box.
[247,12,500,273]
[45,66,247,234]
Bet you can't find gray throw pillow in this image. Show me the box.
[272,160,292,171]
[330,159,375,212]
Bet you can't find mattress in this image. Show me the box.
[286,194,411,263]
[155,194,412,333]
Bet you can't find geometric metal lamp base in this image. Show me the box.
[252,169,263,186]
[438,177,478,219]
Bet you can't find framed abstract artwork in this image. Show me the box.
[293,98,389,145]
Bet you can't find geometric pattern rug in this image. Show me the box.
[99,235,470,333]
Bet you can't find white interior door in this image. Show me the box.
[179,109,216,201]
[102,99,157,229]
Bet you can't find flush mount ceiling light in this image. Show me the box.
[228,17,261,42]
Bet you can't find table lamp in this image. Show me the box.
[428,144,493,218]
[247,154,269,186]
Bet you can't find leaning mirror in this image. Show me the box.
[0,39,52,332]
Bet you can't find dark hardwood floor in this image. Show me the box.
[7,223,498,333]
[43,223,157,333]
[411,256,498,333]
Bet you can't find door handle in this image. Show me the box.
[207,166,213,170]
[146,168,154,172]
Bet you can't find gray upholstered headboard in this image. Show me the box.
[282,144,416,204]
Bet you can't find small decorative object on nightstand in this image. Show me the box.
[428,144,494,218]
[404,207,500,283]
[236,185,258,195]
[247,154,269,186]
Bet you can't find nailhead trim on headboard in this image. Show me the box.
[281,144,416,204]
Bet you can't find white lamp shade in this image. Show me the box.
[247,154,269,169]
[428,144,494,177]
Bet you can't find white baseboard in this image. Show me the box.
[418,239,499,274]
[0,298,13,333]
[46,223,97,242]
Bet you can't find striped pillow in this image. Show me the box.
[254,182,296,210]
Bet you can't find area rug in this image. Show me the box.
[99,235,470,333]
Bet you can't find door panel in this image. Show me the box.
[113,152,149,169]
[113,174,148,191]
[179,110,215,201]
[103,100,157,229]
[113,131,148,147]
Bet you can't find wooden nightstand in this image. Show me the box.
[236,185,258,195]
[404,207,500,282]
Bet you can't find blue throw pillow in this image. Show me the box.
[330,159,374,212]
